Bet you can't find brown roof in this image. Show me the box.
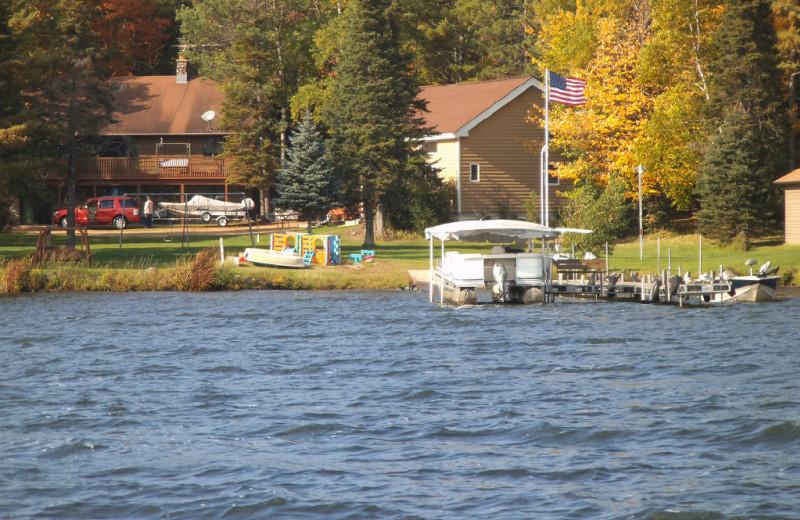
[419,77,543,137]
[775,168,800,185]
[103,76,225,136]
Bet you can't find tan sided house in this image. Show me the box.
[419,77,569,222]
[774,168,800,244]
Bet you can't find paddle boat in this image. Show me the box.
[240,247,307,269]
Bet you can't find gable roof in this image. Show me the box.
[775,168,800,185]
[102,76,225,136]
[419,77,543,139]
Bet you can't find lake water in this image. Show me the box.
[1,290,799,519]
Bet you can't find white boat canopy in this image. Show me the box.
[424,219,591,243]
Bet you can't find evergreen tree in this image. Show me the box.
[772,0,800,169]
[179,0,322,218]
[699,0,789,247]
[0,0,29,228]
[11,0,113,244]
[327,0,434,248]
[697,110,776,247]
[273,113,341,234]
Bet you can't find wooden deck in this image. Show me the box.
[47,156,233,183]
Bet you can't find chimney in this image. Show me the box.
[176,55,188,84]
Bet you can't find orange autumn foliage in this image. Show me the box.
[92,0,172,76]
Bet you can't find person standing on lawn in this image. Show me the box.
[143,196,154,228]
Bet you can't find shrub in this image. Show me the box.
[780,268,796,287]
[558,177,633,256]
[1,255,46,293]
[174,248,220,291]
[523,190,539,222]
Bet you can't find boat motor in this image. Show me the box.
[758,261,779,277]
[491,262,510,302]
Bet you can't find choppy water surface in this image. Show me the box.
[1,290,799,519]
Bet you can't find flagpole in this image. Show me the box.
[544,69,550,227]
[541,69,549,226]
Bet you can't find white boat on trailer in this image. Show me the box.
[424,220,591,305]
[159,195,254,227]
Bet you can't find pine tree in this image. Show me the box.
[698,0,789,248]
[273,113,341,234]
[11,0,113,245]
[697,110,775,247]
[0,0,29,228]
[178,0,322,217]
[327,0,432,248]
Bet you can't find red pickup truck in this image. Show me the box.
[53,196,141,229]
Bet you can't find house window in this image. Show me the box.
[470,163,480,182]
[548,164,559,185]
[203,136,223,156]
[422,141,438,154]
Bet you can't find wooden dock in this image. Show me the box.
[551,268,733,306]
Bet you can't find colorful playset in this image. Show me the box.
[270,232,340,266]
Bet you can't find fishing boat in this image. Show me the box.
[716,260,780,302]
[240,247,306,269]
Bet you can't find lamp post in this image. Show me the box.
[637,165,644,260]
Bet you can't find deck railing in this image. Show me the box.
[74,156,232,181]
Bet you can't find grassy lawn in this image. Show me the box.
[2,224,798,289]
[609,233,800,280]
[0,223,484,270]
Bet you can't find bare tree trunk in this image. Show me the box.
[66,138,77,249]
[688,0,710,100]
[375,203,385,238]
[260,189,269,220]
[363,197,376,248]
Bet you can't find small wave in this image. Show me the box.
[37,439,106,459]
[749,422,800,446]
[222,497,289,516]
[635,509,725,520]
[273,422,348,439]
[477,467,533,479]
[197,365,247,374]
[403,389,445,400]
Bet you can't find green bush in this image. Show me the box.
[558,177,633,256]
[1,255,46,293]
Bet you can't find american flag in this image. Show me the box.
[548,70,587,106]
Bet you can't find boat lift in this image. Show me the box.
[424,220,591,304]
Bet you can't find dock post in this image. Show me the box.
[699,235,703,277]
[428,236,434,303]
[657,236,661,274]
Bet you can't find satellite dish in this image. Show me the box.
[201,110,216,122]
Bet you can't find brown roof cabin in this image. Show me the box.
[775,168,800,244]
[419,77,570,222]
[48,57,238,205]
